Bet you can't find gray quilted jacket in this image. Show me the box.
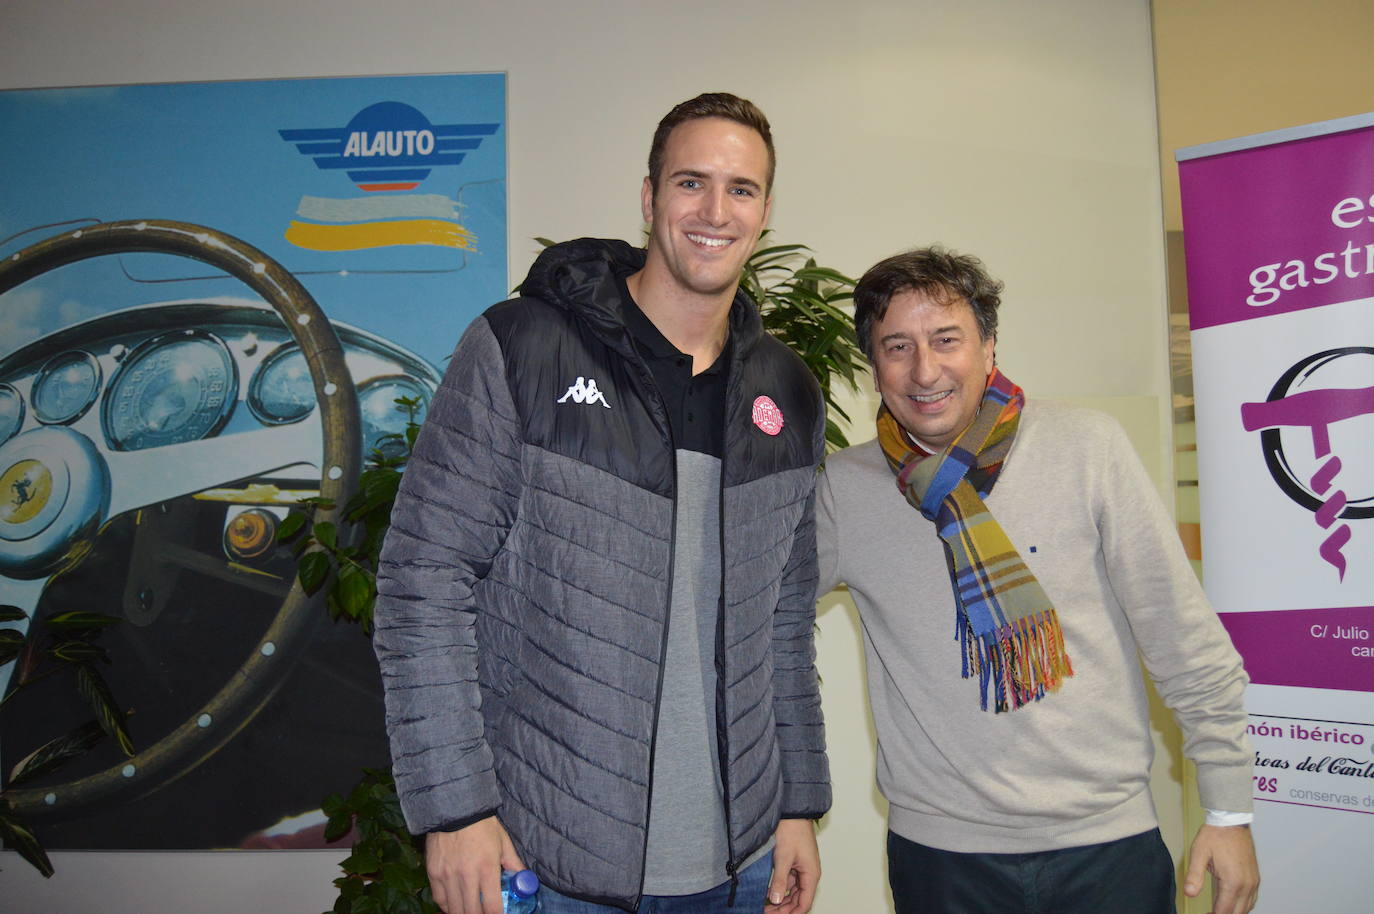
[372,238,830,910]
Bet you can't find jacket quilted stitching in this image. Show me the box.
[373,238,830,910]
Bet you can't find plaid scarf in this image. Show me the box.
[876,368,1073,712]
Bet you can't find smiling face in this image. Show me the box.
[640,116,772,300]
[871,288,995,452]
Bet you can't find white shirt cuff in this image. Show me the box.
[1204,809,1254,827]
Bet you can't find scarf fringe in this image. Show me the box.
[964,609,1074,713]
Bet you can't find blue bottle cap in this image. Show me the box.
[510,869,540,899]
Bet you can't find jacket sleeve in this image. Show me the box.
[1094,415,1254,814]
[815,463,841,598]
[372,316,523,834]
[771,401,831,819]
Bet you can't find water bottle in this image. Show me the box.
[501,868,540,913]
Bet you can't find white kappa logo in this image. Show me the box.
[556,376,612,409]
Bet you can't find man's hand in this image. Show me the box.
[1183,824,1259,914]
[425,817,526,914]
[766,818,821,914]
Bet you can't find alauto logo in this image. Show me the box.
[279,101,499,192]
[1240,347,1374,580]
[276,100,501,254]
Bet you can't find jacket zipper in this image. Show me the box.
[634,374,677,913]
[633,333,742,907]
[716,375,737,906]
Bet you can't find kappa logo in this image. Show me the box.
[557,376,611,409]
[1240,346,1374,581]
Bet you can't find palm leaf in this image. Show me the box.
[43,611,120,632]
[0,802,53,878]
[0,629,23,667]
[8,720,104,785]
[76,663,134,756]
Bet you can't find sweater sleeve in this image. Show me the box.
[371,316,524,834]
[771,402,831,819]
[1093,415,1254,813]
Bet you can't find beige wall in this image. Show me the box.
[0,2,1173,911]
[1154,0,1374,232]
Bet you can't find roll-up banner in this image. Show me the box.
[1178,113,1374,913]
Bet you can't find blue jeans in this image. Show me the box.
[887,828,1176,914]
[538,852,772,914]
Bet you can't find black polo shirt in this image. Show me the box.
[619,276,729,459]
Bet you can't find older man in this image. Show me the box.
[817,247,1258,914]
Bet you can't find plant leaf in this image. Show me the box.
[793,265,856,285]
[360,468,402,504]
[44,611,121,632]
[277,511,308,542]
[48,640,107,665]
[0,605,28,623]
[314,522,338,550]
[0,802,54,877]
[0,629,24,666]
[299,551,333,594]
[334,564,376,624]
[749,242,811,259]
[381,884,422,914]
[344,845,381,875]
[382,860,429,894]
[324,810,355,844]
[8,720,105,785]
[351,896,383,914]
[76,663,134,756]
[322,792,345,818]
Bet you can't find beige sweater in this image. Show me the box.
[818,400,1252,853]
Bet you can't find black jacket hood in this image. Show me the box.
[519,237,767,358]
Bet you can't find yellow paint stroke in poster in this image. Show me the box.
[285,219,476,251]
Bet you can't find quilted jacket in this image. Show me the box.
[372,238,830,910]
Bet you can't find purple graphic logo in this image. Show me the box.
[1240,347,1374,580]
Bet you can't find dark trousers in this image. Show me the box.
[887,828,1176,914]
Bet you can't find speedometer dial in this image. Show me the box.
[359,375,430,460]
[32,350,102,424]
[102,330,238,451]
[0,384,24,444]
[247,344,314,425]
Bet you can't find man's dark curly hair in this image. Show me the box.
[853,246,1003,361]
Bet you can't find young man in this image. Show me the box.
[818,247,1259,914]
[372,93,829,914]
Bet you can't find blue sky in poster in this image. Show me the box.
[0,73,507,369]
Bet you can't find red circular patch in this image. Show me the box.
[752,395,784,436]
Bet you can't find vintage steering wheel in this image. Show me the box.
[0,220,360,817]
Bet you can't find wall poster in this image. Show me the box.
[0,72,506,849]
[1178,112,1373,913]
